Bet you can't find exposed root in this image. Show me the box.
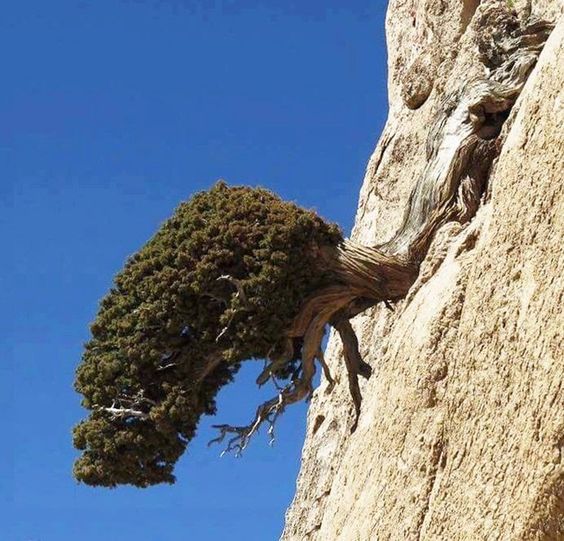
[333,319,372,380]
[317,348,335,393]
[211,8,553,455]
[333,319,372,432]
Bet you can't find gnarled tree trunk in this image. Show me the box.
[213,2,555,457]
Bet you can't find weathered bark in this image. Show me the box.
[212,4,554,455]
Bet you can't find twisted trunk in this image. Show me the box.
[211,6,554,454]
[287,8,552,421]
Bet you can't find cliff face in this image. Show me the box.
[282,1,563,540]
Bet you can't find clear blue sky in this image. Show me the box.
[3,1,388,539]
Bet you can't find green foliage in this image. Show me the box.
[73,181,342,487]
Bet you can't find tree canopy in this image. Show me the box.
[73,181,343,487]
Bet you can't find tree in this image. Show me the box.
[73,7,552,488]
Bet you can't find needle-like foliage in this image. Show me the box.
[73,181,342,487]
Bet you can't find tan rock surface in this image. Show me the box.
[281,1,564,540]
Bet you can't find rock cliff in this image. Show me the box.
[281,1,563,539]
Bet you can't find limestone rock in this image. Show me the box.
[281,1,563,539]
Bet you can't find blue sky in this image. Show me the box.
[3,1,388,539]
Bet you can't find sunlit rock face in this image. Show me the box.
[282,1,564,540]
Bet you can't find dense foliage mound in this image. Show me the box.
[73,181,342,487]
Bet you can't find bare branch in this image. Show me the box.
[96,404,150,421]
[214,275,252,342]
[215,324,231,343]
[117,391,157,408]
[209,395,280,456]
[256,352,294,387]
[156,362,177,372]
[216,274,251,307]
[94,391,157,422]
[209,376,311,457]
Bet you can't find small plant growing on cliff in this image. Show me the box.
[73,5,553,488]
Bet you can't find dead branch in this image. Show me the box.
[217,274,251,307]
[96,392,157,421]
[96,404,150,421]
[209,392,288,456]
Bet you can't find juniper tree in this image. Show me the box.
[73,6,552,488]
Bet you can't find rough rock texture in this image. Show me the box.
[281,1,563,540]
